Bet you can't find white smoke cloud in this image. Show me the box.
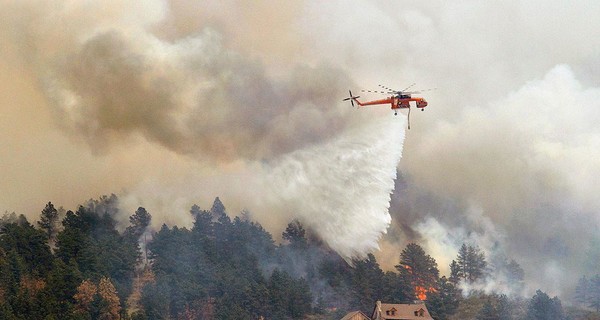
[398,65,600,296]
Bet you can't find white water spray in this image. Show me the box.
[261,115,406,258]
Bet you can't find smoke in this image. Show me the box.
[388,65,600,297]
[4,2,354,161]
[0,1,406,259]
[294,0,600,298]
[4,0,600,300]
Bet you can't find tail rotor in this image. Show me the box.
[342,90,360,107]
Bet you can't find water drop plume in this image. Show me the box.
[260,115,406,258]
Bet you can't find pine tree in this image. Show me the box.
[0,217,53,277]
[456,244,487,283]
[125,207,152,240]
[477,299,499,320]
[191,205,213,238]
[505,259,525,293]
[527,290,564,320]
[589,275,600,312]
[210,197,227,222]
[282,219,308,250]
[396,243,439,300]
[351,253,384,312]
[38,202,59,246]
[496,294,512,320]
[426,276,460,320]
[449,260,461,285]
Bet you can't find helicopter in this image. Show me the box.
[343,84,434,129]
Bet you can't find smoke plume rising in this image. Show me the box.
[1,0,405,259]
[8,3,354,161]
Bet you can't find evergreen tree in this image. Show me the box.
[505,259,525,293]
[282,219,308,250]
[456,244,487,283]
[55,205,138,302]
[267,269,312,319]
[589,275,600,312]
[449,260,461,285]
[125,207,152,240]
[496,294,512,320]
[191,204,213,238]
[0,217,53,277]
[380,270,413,304]
[210,197,227,222]
[139,280,170,320]
[38,202,59,246]
[350,253,384,312]
[574,274,600,312]
[426,276,460,320]
[396,243,439,300]
[477,299,499,320]
[44,258,83,318]
[527,289,565,320]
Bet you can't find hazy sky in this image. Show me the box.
[2,0,600,298]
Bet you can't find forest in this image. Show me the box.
[0,195,599,320]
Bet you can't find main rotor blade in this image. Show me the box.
[402,83,416,92]
[362,90,392,94]
[403,88,437,95]
[378,84,397,92]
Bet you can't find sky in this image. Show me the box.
[2,0,600,299]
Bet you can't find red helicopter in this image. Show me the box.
[343,84,433,129]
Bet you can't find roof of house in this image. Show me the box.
[372,301,434,320]
[340,310,371,320]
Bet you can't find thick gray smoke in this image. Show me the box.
[10,8,353,161]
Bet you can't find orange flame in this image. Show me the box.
[414,286,437,300]
[415,286,427,300]
[402,264,437,300]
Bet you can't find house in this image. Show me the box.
[340,310,371,320]
[371,301,434,320]
[340,301,434,320]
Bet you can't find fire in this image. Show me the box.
[402,264,437,300]
[414,286,437,301]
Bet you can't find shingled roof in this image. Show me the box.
[371,301,433,320]
[340,310,371,320]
